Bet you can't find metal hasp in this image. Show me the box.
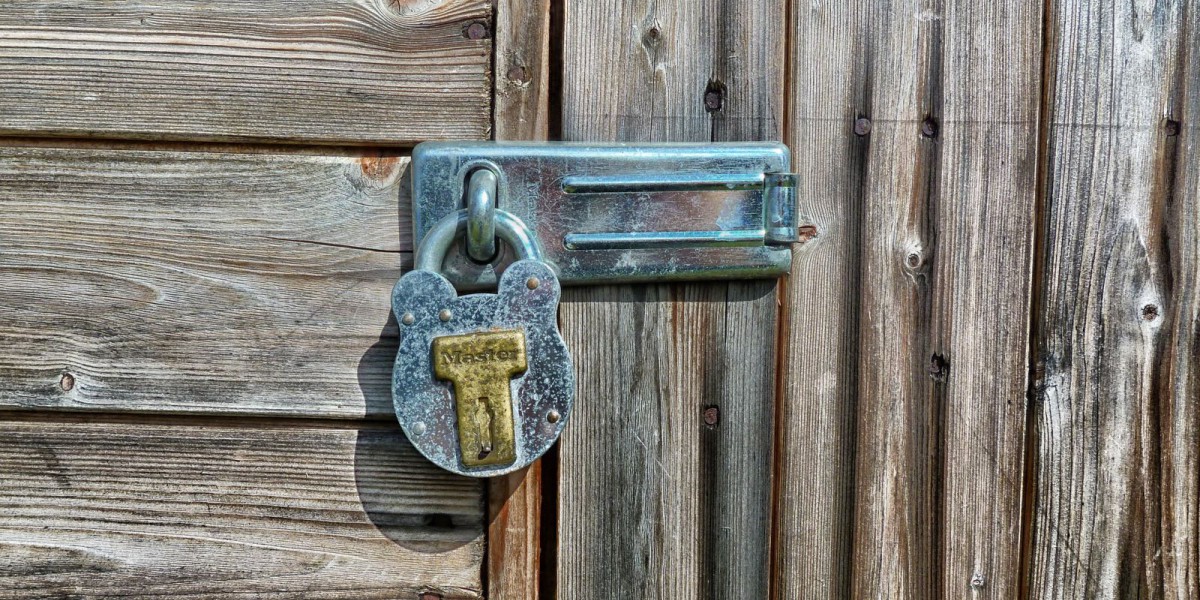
[411,141,798,288]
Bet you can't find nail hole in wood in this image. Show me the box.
[928,353,949,383]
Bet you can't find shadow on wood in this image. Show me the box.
[352,428,484,555]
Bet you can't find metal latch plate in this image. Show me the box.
[411,142,796,288]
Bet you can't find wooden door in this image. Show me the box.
[2,1,1198,599]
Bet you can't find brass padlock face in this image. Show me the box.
[431,330,526,467]
[392,259,574,477]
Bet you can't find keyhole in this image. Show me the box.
[476,396,494,460]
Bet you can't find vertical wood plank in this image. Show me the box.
[494,0,552,142]
[848,1,945,595]
[935,3,1040,596]
[487,463,543,600]
[1030,1,1200,597]
[774,2,864,596]
[487,1,553,598]
[779,0,1039,597]
[557,0,783,597]
[1162,22,1200,594]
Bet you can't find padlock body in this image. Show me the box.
[392,259,574,477]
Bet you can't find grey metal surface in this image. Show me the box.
[392,259,573,477]
[465,168,497,262]
[415,208,543,273]
[411,141,797,289]
[397,211,572,477]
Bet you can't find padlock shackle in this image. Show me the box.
[414,208,544,273]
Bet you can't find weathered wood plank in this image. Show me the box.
[1162,31,1200,595]
[1030,1,1199,596]
[827,2,942,595]
[0,417,483,598]
[780,0,1039,597]
[487,463,542,600]
[932,3,1040,596]
[0,146,409,418]
[493,0,551,142]
[486,2,552,597]
[0,0,491,144]
[557,1,782,597]
[774,2,864,596]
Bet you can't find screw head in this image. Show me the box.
[526,276,540,290]
[928,353,950,383]
[507,65,530,85]
[547,410,561,424]
[412,422,427,436]
[401,312,415,325]
[704,90,723,112]
[439,309,452,322]
[464,21,489,40]
[854,117,873,136]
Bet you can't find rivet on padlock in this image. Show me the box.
[392,207,574,477]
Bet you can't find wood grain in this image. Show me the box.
[557,1,783,597]
[0,417,483,598]
[780,0,1040,597]
[1029,1,1200,596]
[0,0,491,144]
[932,3,1040,596]
[1162,14,1200,594]
[487,1,552,597]
[0,146,409,418]
[775,2,867,596]
[493,0,552,142]
[487,463,542,600]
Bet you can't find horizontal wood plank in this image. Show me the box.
[0,0,491,144]
[0,418,483,598]
[0,146,410,418]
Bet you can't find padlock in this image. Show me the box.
[392,208,574,477]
